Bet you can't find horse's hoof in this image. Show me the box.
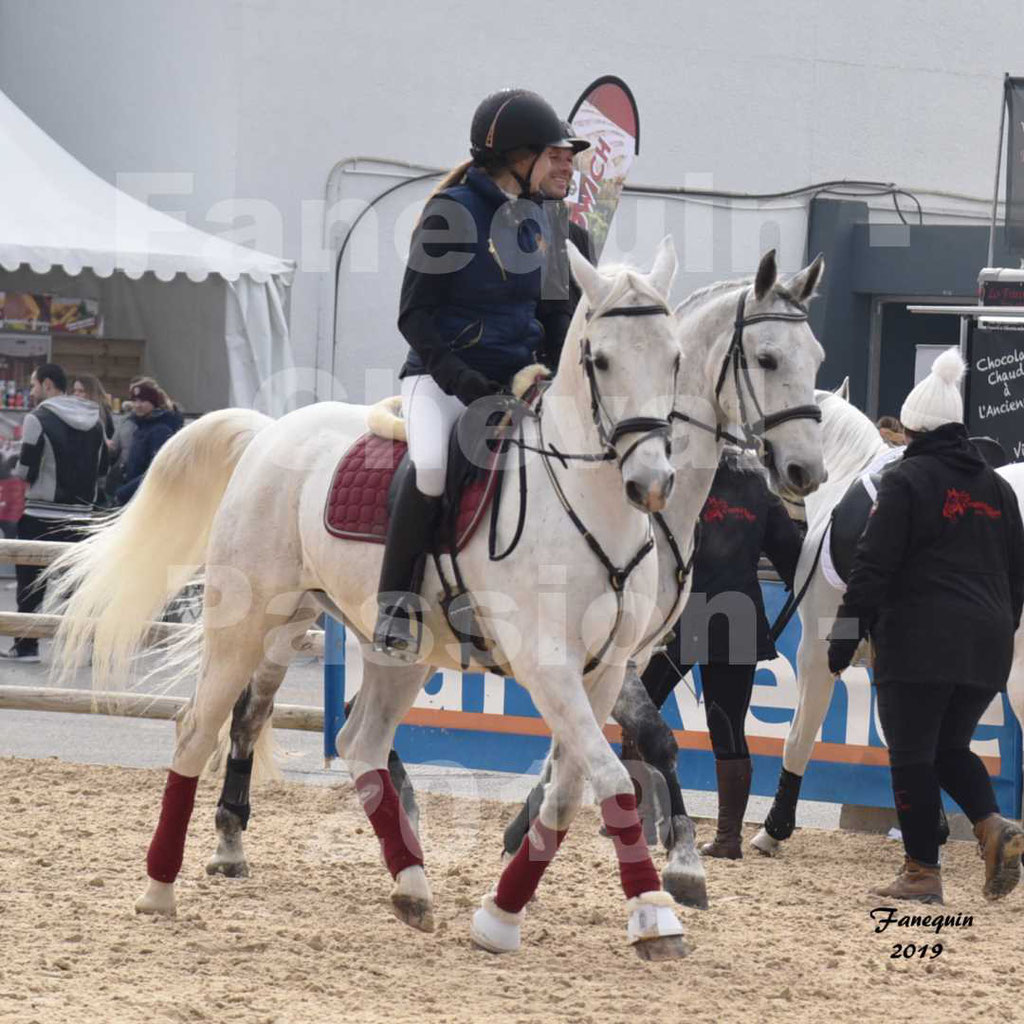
[205,855,250,878]
[469,903,521,954]
[390,892,435,932]
[633,934,693,961]
[750,828,781,856]
[134,878,176,917]
[389,866,434,932]
[661,865,709,910]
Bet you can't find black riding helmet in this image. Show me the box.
[470,89,585,196]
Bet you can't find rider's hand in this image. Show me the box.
[827,637,858,675]
[457,372,506,407]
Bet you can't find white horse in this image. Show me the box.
[46,239,824,960]
[499,253,828,908]
[750,392,1024,855]
[199,248,828,920]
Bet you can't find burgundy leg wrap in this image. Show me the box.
[146,770,199,883]
[495,819,567,914]
[601,793,661,898]
[355,769,424,878]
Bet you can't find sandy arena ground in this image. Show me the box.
[2,756,1022,1024]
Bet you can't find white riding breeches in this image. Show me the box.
[401,374,466,497]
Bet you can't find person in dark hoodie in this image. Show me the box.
[3,362,107,662]
[829,348,1024,905]
[114,378,183,506]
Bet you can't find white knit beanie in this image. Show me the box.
[899,347,965,432]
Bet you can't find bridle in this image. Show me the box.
[579,302,675,468]
[669,288,822,465]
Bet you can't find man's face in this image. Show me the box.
[29,373,43,406]
[535,146,576,199]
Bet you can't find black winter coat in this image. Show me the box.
[675,459,803,665]
[837,423,1024,690]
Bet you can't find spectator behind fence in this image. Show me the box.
[3,362,108,662]
[103,399,136,503]
[71,374,116,440]
[114,378,183,506]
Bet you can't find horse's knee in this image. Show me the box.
[589,756,633,804]
[541,771,585,831]
[637,716,679,777]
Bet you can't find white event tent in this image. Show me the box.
[0,88,295,414]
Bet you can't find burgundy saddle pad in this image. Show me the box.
[323,432,500,553]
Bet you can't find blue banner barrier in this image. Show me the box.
[323,584,1023,817]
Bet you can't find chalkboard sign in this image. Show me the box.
[966,324,1024,462]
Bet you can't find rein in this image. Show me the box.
[486,300,673,673]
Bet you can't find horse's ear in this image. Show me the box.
[833,376,850,401]
[568,241,610,307]
[754,249,778,300]
[788,253,825,302]
[649,235,678,298]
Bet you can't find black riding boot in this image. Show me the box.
[372,468,441,661]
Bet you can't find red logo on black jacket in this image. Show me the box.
[941,488,1001,521]
[703,496,756,524]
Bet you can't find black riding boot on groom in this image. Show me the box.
[373,467,441,661]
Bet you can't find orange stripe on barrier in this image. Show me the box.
[401,708,1002,776]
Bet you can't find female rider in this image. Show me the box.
[373,89,589,659]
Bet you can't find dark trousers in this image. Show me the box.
[876,682,1000,866]
[643,636,757,760]
[13,514,82,651]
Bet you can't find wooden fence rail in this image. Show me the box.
[0,685,323,731]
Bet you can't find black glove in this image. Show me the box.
[455,371,504,407]
[827,636,859,675]
[827,605,863,674]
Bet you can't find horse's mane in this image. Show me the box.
[817,389,888,482]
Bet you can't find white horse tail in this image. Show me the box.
[44,408,274,690]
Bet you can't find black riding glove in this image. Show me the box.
[455,371,505,407]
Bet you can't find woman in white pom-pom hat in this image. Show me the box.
[827,347,1024,904]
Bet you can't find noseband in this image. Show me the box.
[671,288,822,461]
[581,303,674,467]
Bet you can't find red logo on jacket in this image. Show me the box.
[703,496,756,524]
[941,488,1001,521]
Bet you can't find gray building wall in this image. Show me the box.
[1,0,1021,405]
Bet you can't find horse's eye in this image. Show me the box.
[593,353,609,372]
[757,353,777,371]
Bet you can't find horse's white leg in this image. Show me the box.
[337,651,434,932]
[473,667,689,960]
[752,592,837,856]
[136,592,303,917]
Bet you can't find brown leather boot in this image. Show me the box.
[973,814,1024,901]
[700,758,751,859]
[870,858,944,904]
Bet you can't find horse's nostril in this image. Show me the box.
[786,463,808,492]
[625,480,644,508]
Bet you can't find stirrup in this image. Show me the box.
[372,605,420,663]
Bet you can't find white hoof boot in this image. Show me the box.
[390,865,434,932]
[627,891,692,961]
[470,894,523,954]
[751,828,781,856]
[134,878,176,916]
